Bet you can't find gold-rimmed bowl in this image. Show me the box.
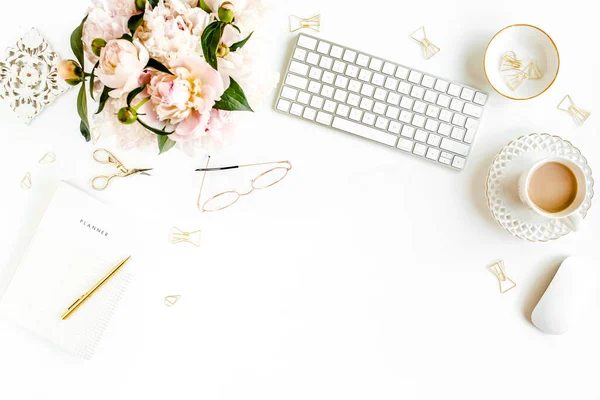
[484,24,560,100]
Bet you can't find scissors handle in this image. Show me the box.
[92,175,116,191]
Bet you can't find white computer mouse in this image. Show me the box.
[531,257,592,335]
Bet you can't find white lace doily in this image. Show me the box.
[485,133,594,242]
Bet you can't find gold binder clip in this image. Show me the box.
[504,69,528,91]
[164,295,181,307]
[39,152,56,164]
[557,95,591,126]
[20,172,32,190]
[170,227,202,247]
[524,60,543,80]
[289,14,320,32]
[488,260,516,294]
[500,51,523,71]
[91,127,102,145]
[410,26,440,59]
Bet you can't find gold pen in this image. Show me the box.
[61,256,131,321]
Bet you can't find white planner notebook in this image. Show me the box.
[0,182,137,360]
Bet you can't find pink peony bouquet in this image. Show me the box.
[58,0,271,155]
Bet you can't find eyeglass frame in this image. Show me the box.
[196,156,292,212]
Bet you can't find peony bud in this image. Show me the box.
[91,38,107,58]
[117,107,138,125]
[218,1,235,23]
[216,43,230,58]
[135,0,147,11]
[57,59,84,86]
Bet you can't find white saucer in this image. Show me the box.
[485,134,594,242]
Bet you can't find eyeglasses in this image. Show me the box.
[196,156,292,212]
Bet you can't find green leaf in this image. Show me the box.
[148,0,159,6]
[230,31,253,52]
[77,83,91,142]
[198,0,212,13]
[157,135,176,154]
[213,77,253,111]
[137,117,175,136]
[126,85,146,108]
[120,34,134,42]
[88,61,99,100]
[201,21,225,70]
[95,86,113,114]
[145,58,173,75]
[70,16,88,69]
[128,13,145,35]
[230,24,241,33]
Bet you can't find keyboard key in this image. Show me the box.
[401,125,415,138]
[349,108,362,121]
[335,75,349,88]
[474,92,488,105]
[411,86,425,99]
[460,87,475,102]
[375,116,389,129]
[336,104,350,117]
[440,138,469,156]
[398,81,412,95]
[332,60,346,73]
[360,84,375,97]
[289,61,308,76]
[425,105,440,118]
[330,45,344,58]
[384,77,399,91]
[413,143,427,156]
[277,99,290,112]
[286,74,308,89]
[358,69,372,82]
[343,49,357,63]
[348,80,362,92]
[293,48,307,61]
[434,79,449,92]
[347,93,360,106]
[316,111,333,125]
[424,90,438,104]
[321,85,334,98]
[323,100,336,113]
[436,94,451,108]
[439,109,453,122]
[372,73,385,86]
[452,156,466,169]
[308,81,321,93]
[439,155,452,165]
[452,113,466,127]
[448,83,462,97]
[463,103,483,118]
[387,92,401,105]
[421,75,436,88]
[451,127,466,141]
[362,112,375,125]
[438,123,452,136]
[408,70,423,84]
[306,52,320,65]
[427,133,441,147]
[310,96,323,108]
[290,103,303,116]
[413,101,427,114]
[450,98,465,112]
[298,35,317,50]
[464,118,478,143]
[309,67,323,80]
[399,110,413,123]
[332,117,397,146]
[303,107,316,120]
[356,54,370,67]
[425,118,439,132]
[382,62,396,75]
[322,71,335,84]
[297,91,310,104]
[426,147,440,160]
[360,98,374,110]
[397,138,414,152]
[318,55,332,69]
[374,88,388,101]
[395,66,409,80]
[281,86,298,100]
[334,89,348,102]
[414,129,428,142]
[369,58,383,71]
[386,106,400,119]
[373,102,387,115]
[317,41,331,54]
[345,65,359,78]
[400,96,414,110]
[388,121,402,134]
[412,114,426,127]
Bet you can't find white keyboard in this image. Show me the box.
[275,34,489,171]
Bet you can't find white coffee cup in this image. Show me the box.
[518,157,587,232]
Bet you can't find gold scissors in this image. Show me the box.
[92,149,153,191]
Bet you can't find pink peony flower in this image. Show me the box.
[146,56,224,142]
[177,109,236,156]
[95,39,150,98]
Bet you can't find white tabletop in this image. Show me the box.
[1,0,599,399]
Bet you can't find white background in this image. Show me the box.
[1,0,600,399]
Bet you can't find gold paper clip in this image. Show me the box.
[289,14,320,32]
[410,26,440,60]
[170,227,201,247]
[524,60,543,80]
[39,152,56,164]
[91,127,102,145]
[500,51,523,71]
[504,69,528,91]
[20,172,32,190]
[557,95,591,126]
[488,260,516,294]
[164,295,181,307]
